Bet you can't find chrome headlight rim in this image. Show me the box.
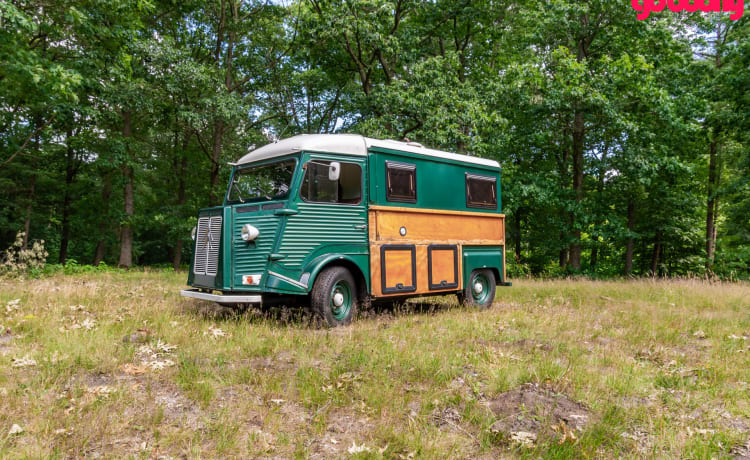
[191,226,197,241]
[241,224,260,241]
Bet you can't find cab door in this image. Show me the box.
[272,153,368,290]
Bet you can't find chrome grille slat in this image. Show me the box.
[193,216,222,276]
[206,217,221,276]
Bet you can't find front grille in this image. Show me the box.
[194,216,222,276]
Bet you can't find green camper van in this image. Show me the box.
[181,134,509,326]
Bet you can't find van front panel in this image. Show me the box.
[231,205,283,291]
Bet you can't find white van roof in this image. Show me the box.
[233,134,500,168]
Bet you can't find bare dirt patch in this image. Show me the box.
[509,338,552,352]
[487,383,592,444]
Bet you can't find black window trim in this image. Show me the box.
[299,159,364,206]
[225,156,298,205]
[465,173,497,210]
[385,160,417,203]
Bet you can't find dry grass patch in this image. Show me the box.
[0,273,749,458]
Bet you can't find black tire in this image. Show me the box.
[311,266,358,327]
[457,269,496,309]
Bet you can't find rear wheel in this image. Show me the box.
[311,266,358,327]
[458,269,496,309]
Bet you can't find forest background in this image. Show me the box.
[1,0,748,278]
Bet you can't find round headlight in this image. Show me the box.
[191,226,197,240]
[241,224,260,241]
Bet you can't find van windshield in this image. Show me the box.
[226,159,296,203]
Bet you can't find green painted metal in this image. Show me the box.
[367,147,502,213]
[270,152,370,292]
[230,207,283,291]
[462,246,505,288]
[469,270,492,304]
[330,279,353,320]
[186,142,506,300]
[302,253,370,293]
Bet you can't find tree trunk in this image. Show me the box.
[559,246,568,268]
[568,108,585,270]
[118,111,135,268]
[208,119,224,206]
[59,129,76,264]
[590,144,608,269]
[22,174,35,249]
[705,137,718,268]
[92,174,113,265]
[624,198,635,275]
[172,133,189,271]
[513,210,522,263]
[650,231,661,276]
[22,124,43,249]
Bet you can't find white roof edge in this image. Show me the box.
[364,138,500,168]
[234,134,500,168]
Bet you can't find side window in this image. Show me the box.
[466,174,497,209]
[300,160,362,204]
[386,161,416,203]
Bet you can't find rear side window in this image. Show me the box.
[466,174,497,209]
[300,160,362,204]
[386,161,416,203]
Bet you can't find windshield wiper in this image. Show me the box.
[232,180,245,203]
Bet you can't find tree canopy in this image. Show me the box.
[1,0,748,278]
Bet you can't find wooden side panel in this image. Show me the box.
[374,208,504,244]
[368,207,503,297]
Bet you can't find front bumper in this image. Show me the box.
[180,289,262,304]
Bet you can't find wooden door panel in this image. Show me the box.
[428,245,458,290]
[380,245,416,294]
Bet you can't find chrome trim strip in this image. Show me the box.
[267,271,308,289]
[180,289,261,303]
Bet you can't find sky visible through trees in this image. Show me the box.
[0,0,748,277]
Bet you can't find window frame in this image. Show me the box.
[385,160,417,203]
[225,157,298,205]
[465,173,498,210]
[298,159,363,206]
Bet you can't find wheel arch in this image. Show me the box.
[304,254,369,302]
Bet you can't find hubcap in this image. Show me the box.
[471,272,491,304]
[330,280,352,321]
[333,292,344,307]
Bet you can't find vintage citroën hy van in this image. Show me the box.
[181,134,509,326]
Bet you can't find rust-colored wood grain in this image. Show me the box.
[368,206,503,297]
[383,248,414,290]
[371,207,504,244]
[430,248,457,286]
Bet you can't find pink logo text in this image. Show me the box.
[631,0,744,20]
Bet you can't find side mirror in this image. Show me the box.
[328,161,341,181]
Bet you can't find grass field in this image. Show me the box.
[1,271,749,459]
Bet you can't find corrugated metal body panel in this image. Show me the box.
[231,212,281,281]
[278,203,368,269]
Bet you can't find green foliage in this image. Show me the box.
[0,0,748,278]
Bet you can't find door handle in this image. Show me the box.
[354,224,367,230]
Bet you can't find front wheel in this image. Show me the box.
[311,266,358,327]
[457,269,496,309]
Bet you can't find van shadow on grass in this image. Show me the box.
[181,295,462,329]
